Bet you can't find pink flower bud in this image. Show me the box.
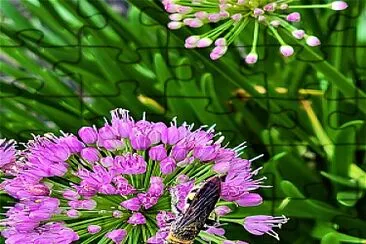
[292,29,305,39]
[121,197,141,211]
[235,193,263,207]
[210,46,228,60]
[66,209,80,218]
[215,38,227,46]
[88,225,101,234]
[208,13,221,23]
[280,45,294,57]
[100,156,114,167]
[231,13,242,22]
[206,226,225,236]
[80,199,97,210]
[214,206,232,216]
[127,212,146,225]
[211,46,228,56]
[160,157,176,174]
[185,35,200,48]
[149,145,167,161]
[171,144,189,161]
[185,18,203,28]
[210,52,221,60]
[195,11,208,19]
[164,3,178,13]
[253,8,264,16]
[112,210,123,218]
[169,13,183,21]
[286,12,301,22]
[106,229,127,243]
[212,161,231,173]
[263,3,276,12]
[219,10,230,18]
[168,21,183,30]
[197,37,213,48]
[60,135,84,153]
[177,174,189,183]
[177,6,193,14]
[245,53,258,64]
[102,139,124,151]
[62,190,80,200]
[331,1,348,10]
[306,36,321,46]
[80,147,100,163]
[98,125,116,140]
[78,127,97,144]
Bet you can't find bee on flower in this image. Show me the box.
[0,109,288,243]
[162,0,348,63]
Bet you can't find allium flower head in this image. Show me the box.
[163,0,348,63]
[1,108,288,243]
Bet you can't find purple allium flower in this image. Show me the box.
[163,0,348,63]
[1,108,288,243]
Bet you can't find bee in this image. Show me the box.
[166,176,222,244]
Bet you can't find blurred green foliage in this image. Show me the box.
[0,0,366,243]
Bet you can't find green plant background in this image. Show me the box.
[0,0,365,243]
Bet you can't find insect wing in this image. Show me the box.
[174,177,221,230]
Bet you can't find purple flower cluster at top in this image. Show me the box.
[0,108,288,243]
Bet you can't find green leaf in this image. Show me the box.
[280,180,305,198]
[321,172,361,189]
[336,191,364,207]
[332,120,364,177]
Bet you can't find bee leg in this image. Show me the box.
[204,219,217,227]
[204,217,227,228]
[206,212,220,227]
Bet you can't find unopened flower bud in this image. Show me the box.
[286,12,301,22]
[78,127,97,144]
[331,1,348,10]
[306,36,321,46]
[280,45,294,57]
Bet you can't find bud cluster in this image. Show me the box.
[163,0,348,63]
